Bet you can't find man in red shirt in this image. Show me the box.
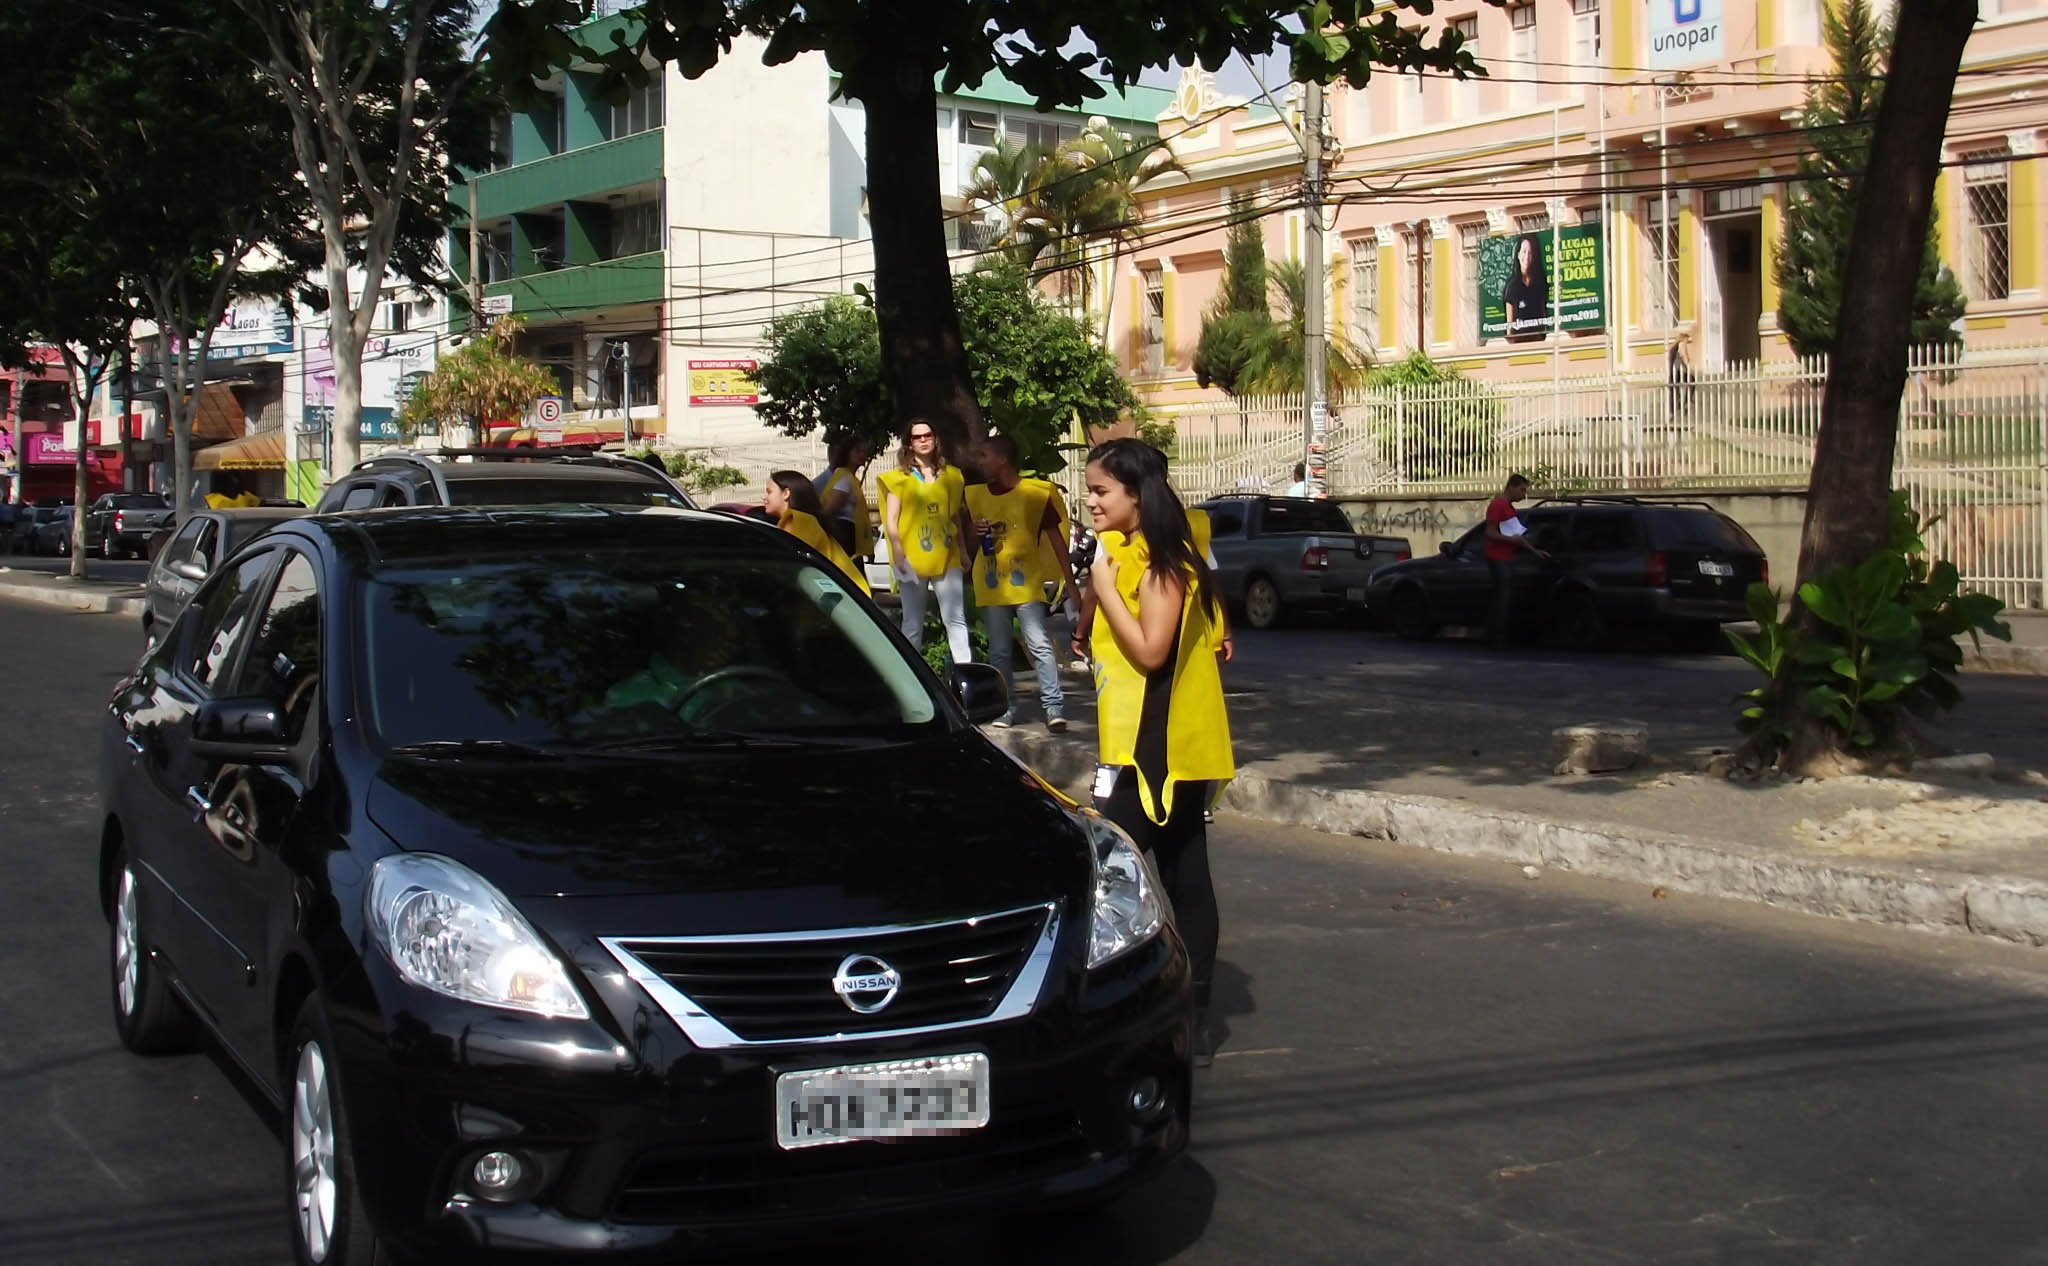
[1483,473,1547,648]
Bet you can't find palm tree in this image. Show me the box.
[1020,118,1184,341]
[1239,258,1370,396]
[962,135,1045,269]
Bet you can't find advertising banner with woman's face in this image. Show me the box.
[1477,224,1606,341]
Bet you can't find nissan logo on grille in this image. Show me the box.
[832,954,902,1014]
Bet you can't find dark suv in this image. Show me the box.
[314,449,694,512]
[1364,496,1769,649]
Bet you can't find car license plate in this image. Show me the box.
[774,1053,990,1150]
[1697,560,1735,577]
[1346,587,1366,604]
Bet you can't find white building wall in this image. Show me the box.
[663,41,833,239]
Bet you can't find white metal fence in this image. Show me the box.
[1155,345,2048,607]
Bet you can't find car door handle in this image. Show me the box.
[124,734,146,756]
[184,786,214,815]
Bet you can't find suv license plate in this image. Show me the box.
[1697,560,1735,577]
[775,1053,990,1150]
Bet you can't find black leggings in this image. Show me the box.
[1098,771,1216,1010]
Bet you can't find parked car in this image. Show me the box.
[1197,495,1412,629]
[1364,496,1769,649]
[84,492,174,559]
[29,504,75,556]
[314,448,695,512]
[141,507,309,645]
[98,506,1190,1263]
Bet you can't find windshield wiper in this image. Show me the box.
[386,739,563,760]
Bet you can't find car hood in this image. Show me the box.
[364,732,1094,931]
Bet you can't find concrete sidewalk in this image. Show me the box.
[0,567,147,617]
[987,674,2048,950]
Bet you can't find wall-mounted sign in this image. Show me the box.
[688,359,759,406]
[1645,0,1723,70]
[206,300,295,360]
[1477,224,1606,341]
[480,294,514,317]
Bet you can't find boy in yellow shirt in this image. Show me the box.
[965,436,1070,731]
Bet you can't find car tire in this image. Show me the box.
[1388,586,1436,641]
[1242,576,1283,631]
[1552,590,1605,651]
[1673,620,1725,654]
[109,855,195,1055]
[286,997,394,1266]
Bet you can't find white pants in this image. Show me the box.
[899,567,971,663]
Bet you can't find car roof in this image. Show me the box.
[427,461,665,484]
[295,505,774,568]
[204,506,310,522]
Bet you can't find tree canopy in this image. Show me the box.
[398,316,560,438]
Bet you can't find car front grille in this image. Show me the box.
[601,902,1059,1047]
[608,1108,1092,1223]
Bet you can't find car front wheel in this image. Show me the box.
[109,857,194,1054]
[1388,586,1436,641]
[1242,576,1283,631]
[287,998,393,1266]
[1552,590,1605,651]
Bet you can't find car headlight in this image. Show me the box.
[1083,815,1166,969]
[366,854,589,1019]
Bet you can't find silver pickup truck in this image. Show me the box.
[1198,496,1412,629]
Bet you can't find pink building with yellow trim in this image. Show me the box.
[1114,0,2048,404]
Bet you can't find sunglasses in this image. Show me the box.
[910,431,936,441]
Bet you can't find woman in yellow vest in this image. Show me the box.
[812,434,873,560]
[1082,437,1234,1027]
[765,472,871,596]
[875,419,971,663]
[965,435,1069,731]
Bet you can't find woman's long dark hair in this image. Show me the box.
[769,469,823,517]
[1515,233,1544,282]
[1087,438,1219,627]
[825,433,866,469]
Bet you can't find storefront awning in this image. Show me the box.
[195,430,285,471]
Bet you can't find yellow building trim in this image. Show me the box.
[1966,315,2009,330]
[1431,242,1452,345]
[1760,189,1782,318]
[2010,157,2040,298]
[1508,354,1547,366]
[1449,359,1486,372]
[1332,259,1348,343]
[1612,202,1634,330]
[1609,0,1636,72]
[1935,171,1958,274]
[1678,201,1698,323]
[1568,346,1606,362]
[1377,243,1398,349]
[1758,0,1776,50]
[1127,275,1141,371]
[1161,271,1178,369]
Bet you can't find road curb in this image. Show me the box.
[0,576,147,618]
[985,728,2048,950]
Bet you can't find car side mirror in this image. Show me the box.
[950,662,1009,726]
[193,696,291,762]
[1438,541,1454,557]
[169,558,207,582]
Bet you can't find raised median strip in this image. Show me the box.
[985,726,2048,950]
[0,572,147,618]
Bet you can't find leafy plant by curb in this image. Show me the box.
[1727,492,2011,763]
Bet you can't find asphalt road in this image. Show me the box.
[5,595,2047,1265]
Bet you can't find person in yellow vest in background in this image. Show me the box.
[811,434,874,560]
[965,435,1070,732]
[876,419,972,663]
[1081,438,1235,1046]
[765,471,871,596]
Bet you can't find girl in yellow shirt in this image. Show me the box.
[875,419,971,664]
[1083,438,1234,1027]
[765,472,871,596]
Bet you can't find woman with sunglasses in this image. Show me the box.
[876,419,971,663]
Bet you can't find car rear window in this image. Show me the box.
[445,477,688,508]
[1650,509,1762,553]
[109,494,168,509]
[228,517,293,549]
[1261,500,1354,535]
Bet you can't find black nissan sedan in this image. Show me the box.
[98,506,1191,1265]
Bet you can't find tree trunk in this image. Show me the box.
[69,370,90,580]
[326,316,365,477]
[1781,0,1977,774]
[855,46,985,462]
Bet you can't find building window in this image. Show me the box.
[1347,80,1373,139]
[611,73,663,138]
[1963,152,2011,301]
[1458,222,1485,345]
[1508,4,1538,109]
[485,228,514,284]
[1784,0,1822,42]
[959,110,999,148]
[1571,0,1601,69]
[1449,17,1480,119]
[490,115,514,169]
[1401,229,1433,349]
[1009,117,1079,152]
[1350,236,1380,346]
[375,292,411,334]
[1516,210,1551,235]
[1708,186,1761,215]
[1139,267,1165,374]
[612,198,662,257]
[1642,198,1679,329]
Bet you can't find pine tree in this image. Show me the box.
[1775,0,1965,357]
[1193,197,1275,395]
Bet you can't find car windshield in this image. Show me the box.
[360,548,940,750]
[444,477,687,509]
[1652,510,1762,553]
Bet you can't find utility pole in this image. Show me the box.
[1301,78,1328,496]
[467,181,483,331]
